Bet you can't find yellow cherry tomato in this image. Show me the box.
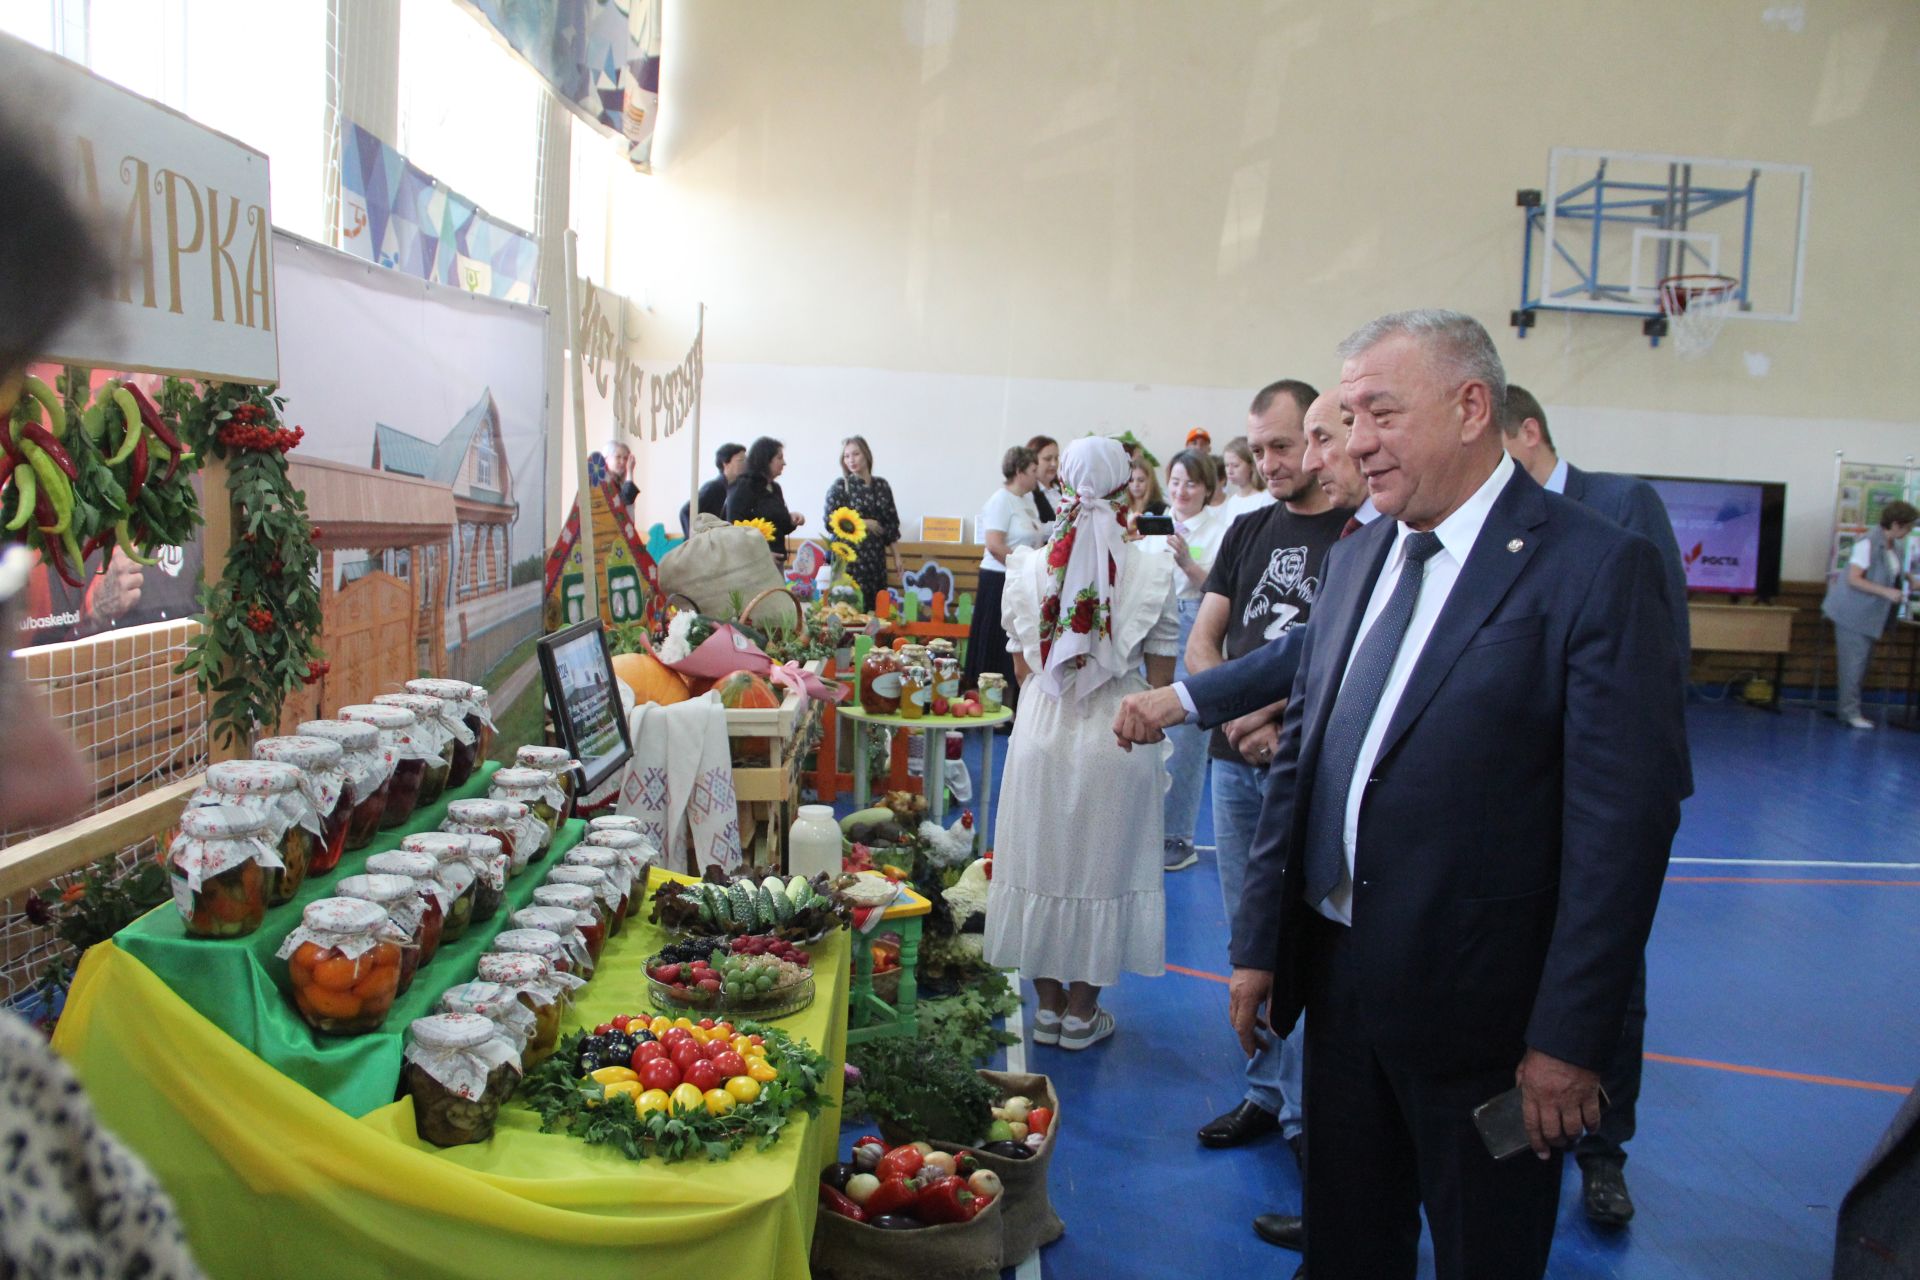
[601,1080,643,1103]
[637,1088,671,1118]
[589,1065,639,1085]
[725,1075,761,1103]
[672,1017,695,1032]
[649,1016,671,1036]
[746,1059,778,1084]
[670,1082,704,1114]
[690,1027,713,1044]
[713,1022,734,1038]
[730,1035,753,1055]
[745,1043,768,1059]
[702,1088,736,1116]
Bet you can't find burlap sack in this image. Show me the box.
[810,1186,1006,1280]
[933,1069,1063,1264]
[659,514,797,628]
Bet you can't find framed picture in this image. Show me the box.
[535,619,635,794]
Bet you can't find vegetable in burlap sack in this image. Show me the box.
[660,514,798,629]
[932,1070,1063,1264]
[811,1184,1006,1280]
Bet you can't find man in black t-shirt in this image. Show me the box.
[678,442,747,535]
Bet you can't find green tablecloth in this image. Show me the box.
[116,761,587,1117]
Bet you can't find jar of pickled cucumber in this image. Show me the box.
[404,832,496,928]
[457,834,507,923]
[194,761,320,905]
[530,884,606,958]
[437,980,538,1059]
[489,926,591,980]
[489,768,563,860]
[374,694,457,807]
[976,672,1008,711]
[339,704,435,829]
[253,735,351,877]
[334,873,427,994]
[405,679,484,789]
[556,851,630,932]
[513,746,579,822]
[474,953,581,1063]
[581,829,655,918]
[297,719,393,851]
[511,904,600,969]
[168,805,279,939]
[444,799,531,876]
[365,851,449,966]
[278,898,406,1036]
[402,1013,521,1147]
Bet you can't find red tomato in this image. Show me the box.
[611,1015,631,1031]
[594,1022,617,1036]
[698,1018,716,1030]
[684,1059,722,1092]
[700,1038,728,1060]
[711,1051,748,1078]
[638,1057,681,1092]
[631,1042,668,1066]
[1027,1107,1053,1136]
[660,1027,693,1048]
[671,1043,704,1072]
[748,1035,764,1047]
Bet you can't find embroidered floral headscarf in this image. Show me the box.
[1034,437,1133,702]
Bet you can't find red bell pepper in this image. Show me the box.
[818,1183,867,1223]
[911,1175,978,1225]
[950,1149,982,1178]
[863,1177,918,1218]
[876,1145,924,1183]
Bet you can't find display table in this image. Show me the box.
[1690,601,1795,711]
[846,883,931,1045]
[838,705,1009,856]
[52,776,850,1279]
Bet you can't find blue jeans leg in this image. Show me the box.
[1211,757,1306,1137]
[1162,596,1208,845]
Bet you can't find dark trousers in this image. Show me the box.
[1303,916,1562,1280]
[1576,954,1645,1167]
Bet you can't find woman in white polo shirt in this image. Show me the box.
[962,445,1046,709]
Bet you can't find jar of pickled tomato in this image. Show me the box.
[252,735,351,876]
[530,883,607,958]
[557,850,630,932]
[489,926,590,980]
[445,799,532,876]
[339,704,435,829]
[194,760,319,905]
[579,831,654,919]
[365,851,449,966]
[511,904,600,969]
[297,719,393,851]
[168,804,277,938]
[404,832,495,929]
[278,898,405,1036]
[405,679,484,789]
[334,873,427,994]
[374,693,457,807]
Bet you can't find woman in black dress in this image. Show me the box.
[822,435,902,609]
[724,437,806,566]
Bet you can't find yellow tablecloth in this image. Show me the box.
[52,874,849,1279]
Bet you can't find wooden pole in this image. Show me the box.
[689,302,704,525]
[563,231,598,621]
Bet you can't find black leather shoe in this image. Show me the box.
[1198,1100,1279,1148]
[1581,1159,1635,1227]
[1253,1213,1304,1250]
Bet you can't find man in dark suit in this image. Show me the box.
[1229,310,1687,1279]
[1499,383,1693,1227]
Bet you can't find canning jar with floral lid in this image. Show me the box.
[373,693,457,807]
[514,746,580,819]
[402,1013,522,1147]
[489,768,563,858]
[437,980,538,1057]
[404,832,498,927]
[364,851,449,963]
[511,904,600,969]
[168,804,279,938]
[445,798,533,875]
[297,719,393,850]
[489,926,591,980]
[530,883,606,957]
[253,735,351,876]
[587,815,644,837]
[339,704,435,829]
[194,760,320,904]
[278,897,405,1035]
[334,873,427,993]
[556,852,630,931]
[474,953,580,1061]
[581,830,655,917]
[394,836,477,943]
[405,679,484,789]
[439,832,506,922]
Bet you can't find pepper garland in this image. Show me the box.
[173,381,325,747]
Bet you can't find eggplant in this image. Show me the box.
[869,1215,924,1230]
[980,1140,1034,1160]
[820,1162,856,1192]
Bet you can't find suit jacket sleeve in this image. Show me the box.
[1526,532,1686,1070]
[1184,626,1306,728]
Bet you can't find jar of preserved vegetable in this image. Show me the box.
[339,704,436,829]
[445,799,533,875]
[458,833,507,922]
[475,953,581,1063]
[514,745,580,822]
[546,865,623,942]
[899,643,931,668]
[587,815,645,837]
[374,693,457,807]
[334,873,427,994]
[512,903,601,968]
[489,768,564,859]
[405,679,485,789]
[580,830,655,916]
[297,719,393,851]
[437,980,538,1058]
[404,832,496,928]
[168,805,278,938]
[556,851,630,931]
[253,735,351,876]
[278,898,406,1036]
[365,851,449,966]
[530,884,606,958]
[489,926,591,980]
[462,682,497,761]
[976,672,1007,711]
[193,760,321,905]
[859,646,903,715]
[403,1013,521,1147]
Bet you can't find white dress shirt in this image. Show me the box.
[1317,457,1517,924]
[1543,457,1569,495]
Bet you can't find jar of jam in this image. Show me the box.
[475,953,581,1063]
[339,704,434,829]
[445,799,533,876]
[976,672,1008,712]
[514,746,580,822]
[406,679,484,789]
[490,926,591,980]
[557,851,630,930]
[374,694,457,807]
[927,638,957,664]
[168,805,277,938]
[253,735,351,876]
[513,902,602,966]
[581,829,655,918]
[489,768,563,860]
[194,760,320,905]
[438,980,538,1059]
[900,666,930,719]
[365,851,449,967]
[933,657,962,703]
[297,719,393,850]
[860,646,904,714]
[278,897,405,1036]
[402,1013,521,1147]
[531,884,607,958]
[404,832,494,929]
[335,873,427,994]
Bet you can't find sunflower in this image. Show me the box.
[830,540,857,564]
[828,506,868,543]
[734,517,777,541]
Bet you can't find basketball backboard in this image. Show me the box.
[1513,147,1812,340]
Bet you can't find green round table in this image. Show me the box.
[835,703,1011,855]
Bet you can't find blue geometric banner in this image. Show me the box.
[336,121,539,304]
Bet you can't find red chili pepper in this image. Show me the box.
[875,1146,924,1184]
[42,538,83,588]
[130,386,185,481]
[863,1177,917,1218]
[126,432,149,506]
[0,453,14,489]
[19,422,76,480]
[817,1182,867,1223]
[910,1175,978,1225]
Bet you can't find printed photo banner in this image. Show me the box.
[458,0,662,172]
[337,122,538,304]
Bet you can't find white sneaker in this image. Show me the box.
[1847,715,1875,730]
[1058,1008,1116,1051]
[1032,1010,1062,1046]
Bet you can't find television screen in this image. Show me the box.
[536,620,634,794]
[1639,475,1786,598]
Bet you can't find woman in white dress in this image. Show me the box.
[986,438,1181,1051]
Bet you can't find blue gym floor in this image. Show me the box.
[835,704,1919,1278]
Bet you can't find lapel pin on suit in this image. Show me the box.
[1507,538,1524,553]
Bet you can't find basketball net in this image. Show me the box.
[1658,274,1739,358]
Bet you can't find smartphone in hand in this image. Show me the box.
[1473,1085,1609,1160]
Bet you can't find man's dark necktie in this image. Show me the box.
[1302,530,1445,906]
[1340,515,1362,539]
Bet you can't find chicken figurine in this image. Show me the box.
[918,810,975,870]
[942,854,991,935]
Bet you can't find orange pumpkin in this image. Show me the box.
[716,671,781,760]
[612,651,690,706]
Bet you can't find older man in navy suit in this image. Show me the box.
[1228,311,1686,1280]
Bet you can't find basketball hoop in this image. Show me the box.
[1658,273,1740,357]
